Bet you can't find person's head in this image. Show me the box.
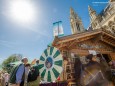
[86,54,98,62]
[86,54,93,61]
[109,61,113,65]
[21,57,28,64]
[92,55,97,62]
[25,63,31,68]
[36,60,39,64]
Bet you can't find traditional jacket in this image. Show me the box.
[9,63,23,84]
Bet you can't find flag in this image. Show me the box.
[53,21,64,37]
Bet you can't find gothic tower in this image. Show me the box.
[70,7,84,34]
[88,5,97,22]
[88,5,101,30]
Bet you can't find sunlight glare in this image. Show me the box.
[9,0,36,24]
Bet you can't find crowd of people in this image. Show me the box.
[0,57,40,86]
[0,55,115,86]
[74,54,115,86]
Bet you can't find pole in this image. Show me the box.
[58,21,59,36]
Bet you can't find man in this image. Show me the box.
[27,60,40,86]
[9,57,28,86]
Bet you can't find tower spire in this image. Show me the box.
[88,5,96,13]
[70,7,84,34]
[88,5,97,21]
[70,7,79,20]
[70,7,74,14]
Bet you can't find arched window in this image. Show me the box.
[76,23,80,31]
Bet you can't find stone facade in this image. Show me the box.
[88,0,115,34]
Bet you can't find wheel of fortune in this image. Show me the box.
[39,46,63,82]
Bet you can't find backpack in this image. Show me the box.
[9,63,23,84]
[27,65,39,82]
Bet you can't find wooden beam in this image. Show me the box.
[68,35,96,49]
[91,34,102,43]
[53,29,115,47]
[57,30,102,44]
[102,39,115,47]
[68,39,78,49]
[103,30,115,40]
[102,35,115,47]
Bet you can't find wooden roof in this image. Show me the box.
[52,29,115,49]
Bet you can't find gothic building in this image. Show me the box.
[53,0,115,85]
[88,0,115,34]
[70,7,85,34]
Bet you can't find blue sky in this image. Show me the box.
[0,0,108,63]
